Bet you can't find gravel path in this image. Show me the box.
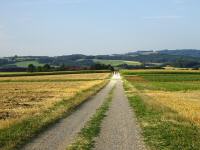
[94,77,147,150]
[22,79,116,150]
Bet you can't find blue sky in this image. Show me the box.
[0,0,200,56]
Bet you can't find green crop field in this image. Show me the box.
[93,59,141,66]
[2,60,44,68]
[122,69,200,150]
[14,60,44,67]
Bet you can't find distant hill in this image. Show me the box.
[1,49,200,70]
[158,49,200,58]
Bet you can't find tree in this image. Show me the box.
[43,64,51,71]
[59,63,66,71]
[37,66,43,72]
[108,64,114,71]
[91,63,113,70]
[27,64,36,72]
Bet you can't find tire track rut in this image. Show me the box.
[22,80,116,150]
[94,76,147,150]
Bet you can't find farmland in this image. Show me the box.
[122,70,200,149]
[1,60,44,68]
[14,60,44,67]
[0,73,110,82]
[0,72,110,149]
[0,70,110,77]
[93,59,141,66]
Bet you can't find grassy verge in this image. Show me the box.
[123,80,200,150]
[67,86,114,150]
[0,80,109,150]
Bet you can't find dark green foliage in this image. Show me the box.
[2,49,200,70]
[0,59,10,66]
[170,59,200,68]
[27,64,36,72]
[28,63,52,72]
[43,64,51,71]
[91,63,113,70]
[37,66,43,72]
[159,49,200,58]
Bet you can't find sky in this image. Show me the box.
[0,0,200,56]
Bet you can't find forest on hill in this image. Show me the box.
[1,49,200,71]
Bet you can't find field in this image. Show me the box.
[2,60,44,68]
[0,73,109,82]
[93,59,141,66]
[14,60,44,67]
[0,72,110,149]
[122,70,200,149]
[0,70,110,77]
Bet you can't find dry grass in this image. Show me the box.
[144,90,200,125]
[0,73,110,82]
[0,73,110,130]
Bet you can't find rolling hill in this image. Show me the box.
[1,49,200,69]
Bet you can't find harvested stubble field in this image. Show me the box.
[122,70,200,149]
[0,81,104,129]
[0,73,110,82]
[0,72,110,150]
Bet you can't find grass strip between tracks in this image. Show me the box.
[67,86,115,150]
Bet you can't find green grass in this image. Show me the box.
[93,59,141,66]
[123,70,200,91]
[151,81,200,91]
[124,80,200,150]
[127,81,200,91]
[67,86,114,150]
[3,60,44,68]
[121,70,200,76]
[141,74,200,82]
[14,61,44,67]
[0,80,109,150]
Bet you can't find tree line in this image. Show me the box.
[27,63,114,72]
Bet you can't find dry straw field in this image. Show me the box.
[145,90,200,125]
[0,73,110,130]
[0,73,109,82]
